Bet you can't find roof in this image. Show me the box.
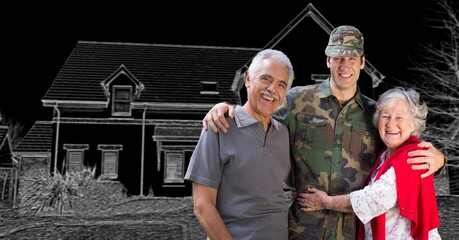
[42,41,260,105]
[263,3,384,88]
[13,121,53,154]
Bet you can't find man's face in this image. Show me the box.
[327,55,365,92]
[245,58,289,118]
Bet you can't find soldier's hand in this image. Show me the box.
[407,141,445,178]
[202,102,235,133]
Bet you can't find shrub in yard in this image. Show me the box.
[17,167,97,216]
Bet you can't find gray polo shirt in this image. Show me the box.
[185,105,290,240]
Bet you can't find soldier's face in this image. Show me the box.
[327,56,365,92]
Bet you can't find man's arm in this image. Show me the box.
[192,183,233,240]
[407,141,446,178]
[202,102,235,133]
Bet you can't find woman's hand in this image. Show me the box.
[297,187,328,212]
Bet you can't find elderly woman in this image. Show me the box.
[299,87,441,240]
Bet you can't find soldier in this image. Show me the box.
[202,25,445,239]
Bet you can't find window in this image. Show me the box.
[164,152,184,183]
[101,151,118,179]
[68,151,83,172]
[63,144,89,173]
[98,145,122,179]
[200,81,219,95]
[112,85,132,116]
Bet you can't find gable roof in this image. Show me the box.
[267,3,384,88]
[234,3,384,91]
[13,121,53,155]
[100,64,145,99]
[42,42,260,106]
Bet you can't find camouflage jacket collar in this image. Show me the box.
[319,78,371,109]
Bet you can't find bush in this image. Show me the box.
[17,167,97,216]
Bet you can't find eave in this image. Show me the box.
[131,102,216,111]
[42,100,108,108]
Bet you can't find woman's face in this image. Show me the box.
[378,100,412,154]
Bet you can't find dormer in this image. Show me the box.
[100,65,144,117]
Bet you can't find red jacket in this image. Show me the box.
[358,136,440,240]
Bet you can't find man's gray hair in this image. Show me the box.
[248,49,295,90]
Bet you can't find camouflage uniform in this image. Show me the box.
[274,25,383,239]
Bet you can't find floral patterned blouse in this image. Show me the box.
[349,151,441,239]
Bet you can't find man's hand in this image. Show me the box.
[407,141,446,178]
[202,102,235,133]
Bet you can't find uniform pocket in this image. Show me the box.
[295,113,327,151]
[351,123,377,159]
[342,123,378,183]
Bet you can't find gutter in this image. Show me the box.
[53,104,61,175]
[140,105,147,196]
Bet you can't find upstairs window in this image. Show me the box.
[112,85,132,116]
[200,81,219,95]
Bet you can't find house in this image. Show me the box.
[13,3,384,197]
[40,42,261,196]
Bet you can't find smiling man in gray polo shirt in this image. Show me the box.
[185,49,295,240]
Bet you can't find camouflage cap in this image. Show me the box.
[325,25,364,57]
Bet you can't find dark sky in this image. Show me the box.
[2,0,436,128]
